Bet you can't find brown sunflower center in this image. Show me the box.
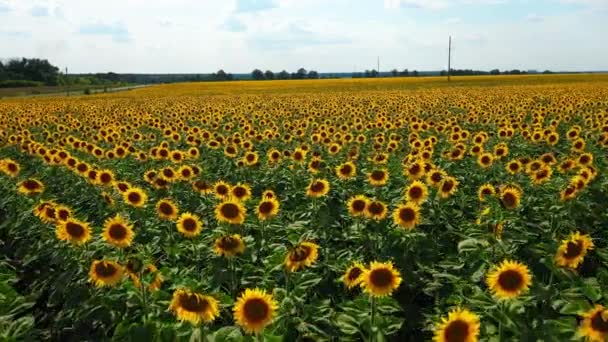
[163,169,174,178]
[409,164,421,175]
[290,245,312,262]
[408,186,423,199]
[368,202,385,215]
[562,240,583,259]
[443,319,470,342]
[159,202,174,215]
[7,163,17,172]
[233,187,247,198]
[182,218,198,231]
[340,165,353,175]
[128,192,142,203]
[216,185,229,195]
[481,156,491,164]
[246,154,255,162]
[194,181,211,191]
[181,169,192,177]
[66,222,85,238]
[371,170,385,181]
[509,163,519,171]
[100,173,112,184]
[351,199,366,212]
[258,201,275,215]
[441,180,454,193]
[310,181,326,193]
[57,209,69,220]
[94,262,118,278]
[23,180,41,190]
[497,269,524,291]
[45,207,56,219]
[109,224,127,240]
[179,293,208,312]
[220,203,240,219]
[399,208,416,222]
[243,298,270,323]
[219,236,239,250]
[117,183,129,192]
[348,267,363,281]
[369,268,394,288]
[590,311,608,333]
[502,192,517,207]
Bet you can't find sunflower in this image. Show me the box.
[306,178,330,198]
[499,186,521,209]
[192,180,213,195]
[243,151,259,166]
[256,197,280,221]
[404,160,426,180]
[97,169,115,186]
[433,308,480,342]
[486,260,532,299]
[426,169,446,187]
[478,183,495,202]
[554,231,594,269]
[54,205,72,222]
[176,212,203,238]
[215,199,247,225]
[102,214,135,248]
[404,180,428,205]
[177,165,195,180]
[285,242,319,272]
[213,234,246,257]
[578,305,608,342]
[233,288,278,335]
[231,183,252,202]
[365,200,388,221]
[346,195,369,217]
[477,152,494,168]
[335,161,357,180]
[0,159,20,177]
[342,262,366,289]
[392,203,421,230]
[560,185,578,201]
[505,160,522,174]
[361,261,402,297]
[438,176,459,199]
[262,189,276,199]
[368,169,389,186]
[213,181,232,199]
[114,181,131,193]
[56,218,92,245]
[89,260,124,287]
[17,179,44,196]
[123,187,147,208]
[169,289,220,325]
[156,198,179,221]
[531,166,552,185]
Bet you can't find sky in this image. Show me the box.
[0,0,606,73]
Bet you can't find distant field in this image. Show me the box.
[0,84,131,98]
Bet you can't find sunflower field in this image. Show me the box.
[1,75,608,341]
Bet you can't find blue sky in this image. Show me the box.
[0,0,606,73]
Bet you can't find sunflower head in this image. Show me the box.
[192,180,213,195]
[123,187,147,208]
[176,212,203,238]
[486,259,532,299]
[579,305,608,342]
[89,260,124,287]
[335,161,357,180]
[365,200,388,221]
[361,261,402,297]
[393,202,421,230]
[368,169,389,186]
[156,198,180,221]
[169,289,220,325]
[231,183,252,202]
[306,179,330,198]
[213,234,246,257]
[17,178,44,196]
[285,242,319,272]
[555,231,594,269]
[433,308,480,342]
[438,177,459,199]
[405,180,428,205]
[233,288,278,335]
[215,199,247,225]
[213,181,232,199]
[346,195,369,217]
[342,263,366,289]
[500,186,521,209]
[257,197,280,221]
[102,214,135,248]
[56,218,92,245]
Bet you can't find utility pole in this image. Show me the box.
[447,36,452,82]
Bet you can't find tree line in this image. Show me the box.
[0,58,60,87]
[251,68,320,80]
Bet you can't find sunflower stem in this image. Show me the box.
[140,269,148,322]
[369,296,377,342]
